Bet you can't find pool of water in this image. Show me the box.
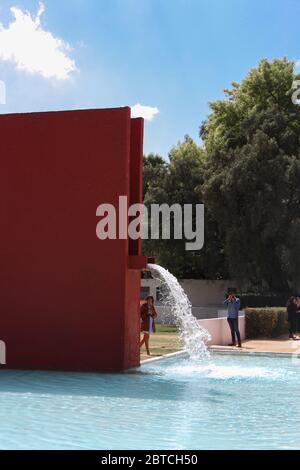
[0,353,300,450]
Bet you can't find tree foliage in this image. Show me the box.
[201,58,300,291]
[142,137,228,279]
[142,58,300,291]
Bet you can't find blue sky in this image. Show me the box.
[0,0,299,158]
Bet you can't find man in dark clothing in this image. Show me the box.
[296,296,300,335]
[224,293,242,348]
[287,296,298,340]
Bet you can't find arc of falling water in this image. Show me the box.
[148,264,211,361]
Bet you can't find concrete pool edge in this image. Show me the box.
[209,347,300,358]
[140,350,187,365]
[140,347,300,366]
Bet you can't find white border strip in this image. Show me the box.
[141,350,187,365]
[209,348,299,358]
[140,347,300,367]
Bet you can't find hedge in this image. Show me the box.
[245,308,289,339]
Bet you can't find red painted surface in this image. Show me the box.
[0,107,146,371]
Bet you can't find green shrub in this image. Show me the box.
[245,308,289,339]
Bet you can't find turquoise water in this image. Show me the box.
[0,353,300,450]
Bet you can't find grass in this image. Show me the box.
[140,324,182,361]
[156,324,179,334]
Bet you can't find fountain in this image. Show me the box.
[148,264,211,360]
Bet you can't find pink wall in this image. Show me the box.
[199,316,245,346]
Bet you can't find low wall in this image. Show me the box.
[141,278,238,322]
[198,316,246,346]
[180,279,235,307]
[141,278,235,309]
[156,306,223,323]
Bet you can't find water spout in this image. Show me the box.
[148,264,211,361]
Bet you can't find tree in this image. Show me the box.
[142,154,168,201]
[201,58,300,291]
[142,137,229,279]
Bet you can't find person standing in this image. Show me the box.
[140,296,158,356]
[296,296,300,335]
[224,292,242,348]
[287,296,298,340]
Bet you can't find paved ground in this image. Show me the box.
[140,327,300,360]
[211,335,300,354]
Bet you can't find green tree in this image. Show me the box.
[142,153,168,201]
[201,58,300,291]
[143,137,228,279]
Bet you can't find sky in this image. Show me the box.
[0,0,299,158]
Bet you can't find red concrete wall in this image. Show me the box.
[0,107,145,371]
[124,118,144,369]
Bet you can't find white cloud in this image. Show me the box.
[295,60,300,69]
[131,103,159,121]
[0,2,77,80]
